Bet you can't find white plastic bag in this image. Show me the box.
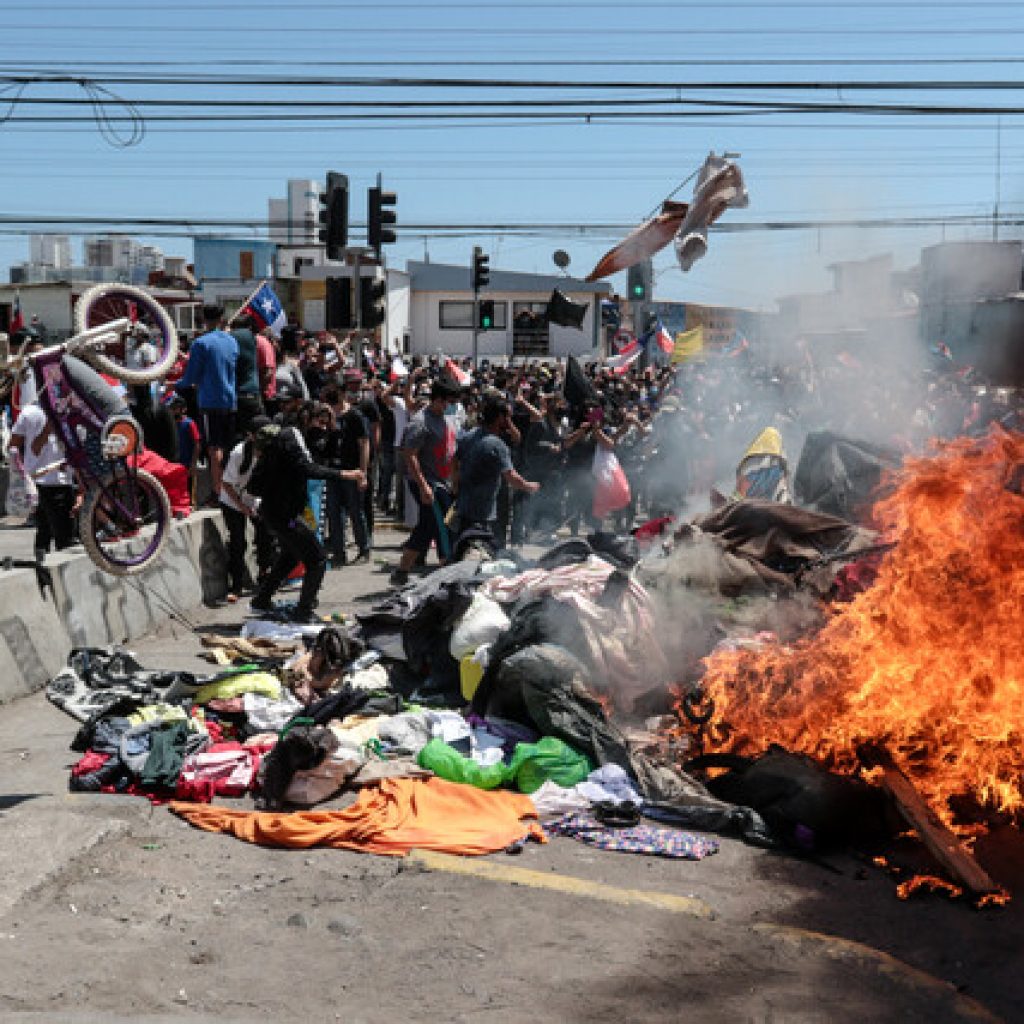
[449,591,510,660]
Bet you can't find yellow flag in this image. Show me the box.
[671,326,704,364]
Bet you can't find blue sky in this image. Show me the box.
[3,1,1024,309]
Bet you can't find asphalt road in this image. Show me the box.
[0,530,1020,1023]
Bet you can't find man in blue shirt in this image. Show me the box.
[175,304,238,498]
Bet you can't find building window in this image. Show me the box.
[439,300,508,330]
[512,302,549,356]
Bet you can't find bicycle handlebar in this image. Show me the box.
[0,317,132,372]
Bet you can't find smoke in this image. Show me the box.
[639,529,826,698]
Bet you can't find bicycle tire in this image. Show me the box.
[73,284,179,385]
[79,467,173,577]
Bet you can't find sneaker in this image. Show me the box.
[389,569,409,588]
[249,598,274,616]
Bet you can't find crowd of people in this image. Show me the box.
[2,300,1021,622]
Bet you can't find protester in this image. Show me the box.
[323,383,371,566]
[169,395,201,504]
[218,414,274,601]
[9,402,76,559]
[247,385,366,623]
[254,327,277,413]
[389,378,460,587]
[174,304,238,499]
[452,395,540,555]
[229,314,265,440]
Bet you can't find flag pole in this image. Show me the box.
[226,280,266,326]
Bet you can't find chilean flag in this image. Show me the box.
[654,320,674,355]
[243,282,286,337]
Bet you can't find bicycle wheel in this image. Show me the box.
[79,467,173,576]
[73,283,179,385]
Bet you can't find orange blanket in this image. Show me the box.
[170,776,545,857]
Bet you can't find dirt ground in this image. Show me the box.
[0,539,1021,1023]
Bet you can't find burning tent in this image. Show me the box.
[686,428,1024,898]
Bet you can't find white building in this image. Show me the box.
[268,179,320,245]
[83,235,165,279]
[29,234,71,270]
[404,261,610,360]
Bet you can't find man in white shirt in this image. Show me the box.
[9,403,77,558]
[218,414,274,600]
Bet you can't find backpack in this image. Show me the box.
[247,428,282,498]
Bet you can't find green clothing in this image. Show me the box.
[231,327,261,397]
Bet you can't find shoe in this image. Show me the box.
[249,598,274,616]
[226,593,239,604]
[389,569,409,588]
[351,550,370,565]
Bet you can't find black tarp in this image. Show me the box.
[793,431,901,521]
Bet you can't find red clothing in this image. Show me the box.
[135,448,192,516]
[255,334,277,400]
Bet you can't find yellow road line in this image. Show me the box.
[409,849,716,919]
[409,851,1001,1022]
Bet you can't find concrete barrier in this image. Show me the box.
[0,510,232,703]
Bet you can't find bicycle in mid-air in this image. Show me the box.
[1,283,180,576]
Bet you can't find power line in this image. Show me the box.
[13,73,1024,90]
[1,214,1021,232]
[6,57,1024,68]
[10,1,1024,8]
[6,25,1024,36]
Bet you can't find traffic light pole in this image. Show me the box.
[353,248,362,372]
[472,285,479,369]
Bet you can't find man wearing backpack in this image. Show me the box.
[247,385,365,623]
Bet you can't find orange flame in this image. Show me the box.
[699,428,1024,833]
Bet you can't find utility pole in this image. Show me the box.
[993,116,1002,242]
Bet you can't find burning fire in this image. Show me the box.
[697,428,1024,833]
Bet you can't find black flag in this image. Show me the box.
[545,289,588,330]
[563,355,599,409]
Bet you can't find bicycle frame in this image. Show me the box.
[27,322,154,546]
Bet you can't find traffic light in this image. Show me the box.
[627,260,650,301]
[319,171,349,261]
[472,246,490,291]
[325,276,353,330]
[360,275,387,328]
[367,186,397,255]
[478,299,495,330]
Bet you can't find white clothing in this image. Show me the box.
[391,395,408,451]
[11,404,72,487]
[219,441,258,514]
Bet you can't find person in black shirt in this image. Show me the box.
[248,386,364,622]
[357,379,382,544]
[376,381,398,514]
[323,383,371,565]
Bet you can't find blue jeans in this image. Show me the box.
[326,477,368,558]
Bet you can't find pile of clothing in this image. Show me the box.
[48,542,758,861]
